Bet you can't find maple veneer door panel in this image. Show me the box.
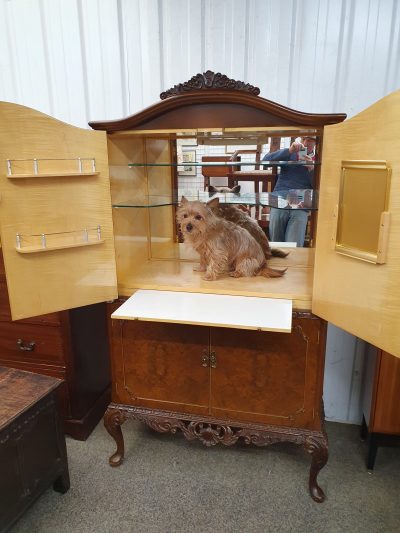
[313,90,400,358]
[0,102,117,320]
[210,318,325,429]
[114,320,209,415]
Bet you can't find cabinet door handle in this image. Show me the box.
[201,350,209,367]
[210,351,217,368]
[17,339,36,352]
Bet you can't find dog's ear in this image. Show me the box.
[208,185,217,193]
[207,197,220,209]
[180,195,188,205]
[231,185,241,193]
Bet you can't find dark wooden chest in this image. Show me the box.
[0,366,69,532]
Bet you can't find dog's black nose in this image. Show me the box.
[186,223,193,232]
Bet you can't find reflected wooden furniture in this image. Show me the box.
[0,367,69,531]
[229,169,276,192]
[228,149,277,193]
[0,252,111,441]
[228,149,276,229]
[201,155,237,190]
[361,349,400,469]
[201,150,276,194]
[201,151,275,195]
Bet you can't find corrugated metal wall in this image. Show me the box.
[2,0,399,125]
[1,0,399,422]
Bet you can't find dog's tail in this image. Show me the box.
[270,248,290,258]
[257,265,287,278]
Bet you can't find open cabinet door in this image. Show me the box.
[313,90,400,358]
[0,102,118,320]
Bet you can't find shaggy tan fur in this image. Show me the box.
[176,197,286,281]
[207,197,289,260]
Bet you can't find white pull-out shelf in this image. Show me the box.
[111,290,292,332]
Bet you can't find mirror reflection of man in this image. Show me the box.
[262,136,316,246]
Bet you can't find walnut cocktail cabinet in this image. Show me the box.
[1,73,400,503]
[0,252,111,440]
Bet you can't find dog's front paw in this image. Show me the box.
[229,271,242,278]
[202,272,217,281]
[193,264,206,272]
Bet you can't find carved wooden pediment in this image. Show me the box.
[89,71,346,132]
[160,70,260,99]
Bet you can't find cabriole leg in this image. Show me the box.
[304,435,328,503]
[104,406,126,467]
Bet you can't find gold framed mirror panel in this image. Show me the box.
[335,160,391,264]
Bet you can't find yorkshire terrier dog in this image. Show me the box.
[207,197,288,260]
[208,184,241,194]
[176,197,287,281]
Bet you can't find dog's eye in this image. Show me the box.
[195,215,202,220]
[183,214,188,218]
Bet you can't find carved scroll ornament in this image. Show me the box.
[104,403,329,501]
[160,70,260,99]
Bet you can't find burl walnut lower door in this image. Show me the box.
[209,319,325,429]
[111,320,210,416]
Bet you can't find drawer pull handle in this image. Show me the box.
[17,339,36,351]
[201,350,209,367]
[210,351,217,369]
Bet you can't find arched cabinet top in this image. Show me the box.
[89,71,346,132]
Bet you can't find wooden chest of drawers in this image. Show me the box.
[0,253,111,440]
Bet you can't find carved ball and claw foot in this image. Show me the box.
[104,403,328,502]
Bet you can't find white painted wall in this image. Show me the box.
[1,0,399,423]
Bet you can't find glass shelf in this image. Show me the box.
[128,160,320,167]
[112,189,318,210]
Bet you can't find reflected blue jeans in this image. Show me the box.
[269,208,309,247]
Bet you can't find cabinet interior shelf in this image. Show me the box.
[16,239,105,254]
[15,226,104,254]
[112,189,318,210]
[7,172,99,179]
[6,157,97,178]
